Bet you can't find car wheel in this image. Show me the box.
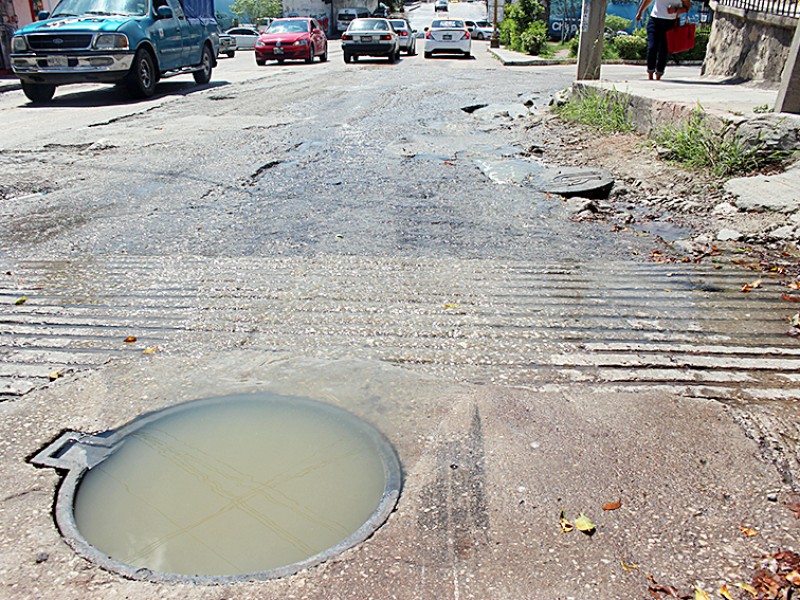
[344,52,351,63]
[256,57,267,66]
[424,51,432,58]
[305,44,314,63]
[226,50,235,57]
[21,82,56,104]
[277,58,285,64]
[124,48,157,98]
[353,54,359,61]
[193,44,213,84]
[319,43,328,62]
[408,41,416,55]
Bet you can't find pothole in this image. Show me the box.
[31,393,402,583]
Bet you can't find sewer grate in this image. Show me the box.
[30,393,402,583]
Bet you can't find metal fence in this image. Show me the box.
[714,0,799,18]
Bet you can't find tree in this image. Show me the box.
[230,0,281,24]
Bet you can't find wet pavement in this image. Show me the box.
[1,40,799,599]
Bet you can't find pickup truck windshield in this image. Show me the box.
[51,0,148,17]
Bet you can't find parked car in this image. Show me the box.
[254,18,328,64]
[10,0,217,102]
[226,26,260,50]
[389,19,417,55]
[342,18,400,63]
[424,18,471,58]
[217,29,236,57]
[336,6,370,32]
[472,19,494,40]
[372,3,390,17]
[434,0,448,10]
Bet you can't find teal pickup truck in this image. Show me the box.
[10,0,218,103]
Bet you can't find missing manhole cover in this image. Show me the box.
[31,393,402,583]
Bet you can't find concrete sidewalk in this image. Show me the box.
[488,45,800,216]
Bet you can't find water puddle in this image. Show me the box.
[32,393,401,582]
[472,156,545,184]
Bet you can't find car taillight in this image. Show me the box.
[464,30,471,39]
[380,34,391,40]
[342,33,352,40]
[399,31,408,36]
[425,31,431,38]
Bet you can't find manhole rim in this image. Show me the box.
[34,393,403,584]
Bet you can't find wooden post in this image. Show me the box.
[776,21,800,114]
[576,0,608,80]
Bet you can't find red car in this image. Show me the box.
[254,18,329,65]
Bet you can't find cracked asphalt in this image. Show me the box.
[1,36,799,599]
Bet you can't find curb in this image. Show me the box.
[487,47,703,68]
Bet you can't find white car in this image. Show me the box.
[434,0,448,11]
[226,26,260,50]
[424,18,471,58]
[465,19,494,40]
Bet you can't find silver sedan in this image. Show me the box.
[342,18,401,63]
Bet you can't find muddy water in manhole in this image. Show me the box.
[69,394,400,578]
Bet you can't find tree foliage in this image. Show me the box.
[499,0,546,53]
[230,0,281,24]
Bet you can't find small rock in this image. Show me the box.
[713,201,739,215]
[461,103,489,114]
[717,228,743,241]
[767,492,779,502]
[673,238,696,253]
[35,552,49,563]
[566,198,598,214]
[769,225,796,240]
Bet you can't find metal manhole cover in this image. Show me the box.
[535,166,615,199]
[31,393,402,583]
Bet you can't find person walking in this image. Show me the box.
[636,0,690,80]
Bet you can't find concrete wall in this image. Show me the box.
[702,0,797,85]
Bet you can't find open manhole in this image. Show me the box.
[31,393,402,583]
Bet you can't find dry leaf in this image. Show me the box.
[622,561,638,572]
[15,296,27,305]
[694,587,711,600]
[574,512,595,534]
[787,570,800,586]
[789,282,800,290]
[733,582,758,596]
[559,509,573,533]
[741,278,762,292]
[781,293,800,303]
[740,526,759,537]
[719,584,734,600]
[142,346,158,355]
[444,303,459,309]
[124,336,137,343]
[48,370,62,381]
[443,161,456,166]
[603,499,622,511]
[787,501,800,519]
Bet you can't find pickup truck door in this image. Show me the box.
[153,0,184,71]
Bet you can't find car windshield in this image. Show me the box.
[390,20,407,29]
[476,20,490,27]
[348,18,389,31]
[267,19,309,33]
[431,19,463,28]
[51,0,147,17]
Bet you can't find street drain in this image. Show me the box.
[31,393,402,583]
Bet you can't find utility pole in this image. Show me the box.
[490,0,501,48]
[776,20,800,113]
[575,0,607,80]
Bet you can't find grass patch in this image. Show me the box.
[554,87,635,134]
[654,108,787,177]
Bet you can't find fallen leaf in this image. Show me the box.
[444,303,459,309]
[574,512,596,534]
[789,282,800,290]
[647,583,680,598]
[443,161,456,166]
[559,509,573,533]
[791,314,800,327]
[48,370,62,381]
[694,587,711,600]
[733,582,758,596]
[787,501,800,518]
[124,336,137,343]
[781,293,800,303]
[622,560,638,572]
[142,346,158,355]
[603,499,622,511]
[15,295,27,305]
[719,584,734,600]
[787,570,800,586]
[740,526,759,537]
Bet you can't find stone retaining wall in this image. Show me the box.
[702,1,797,85]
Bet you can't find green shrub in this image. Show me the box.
[612,34,647,59]
[568,34,579,57]
[500,0,544,51]
[605,14,632,33]
[568,35,619,59]
[519,21,549,54]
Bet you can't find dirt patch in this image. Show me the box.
[519,113,800,278]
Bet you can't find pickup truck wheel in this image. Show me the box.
[193,45,213,84]
[21,82,56,104]
[225,50,235,58]
[125,49,156,98]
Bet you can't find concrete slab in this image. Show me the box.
[725,161,800,213]
[1,352,797,599]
